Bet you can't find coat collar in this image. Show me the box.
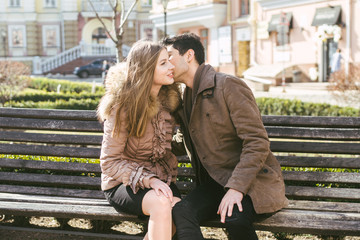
[193,64,216,96]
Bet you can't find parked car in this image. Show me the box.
[73,59,113,78]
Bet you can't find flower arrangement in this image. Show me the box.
[314,24,342,42]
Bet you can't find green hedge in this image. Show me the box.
[11,92,103,102]
[5,77,360,116]
[256,97,359,117]
[6,98,100,110]
[7,97,360,116]
[29,77,105,94]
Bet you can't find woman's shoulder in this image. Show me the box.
[158,83,182,113]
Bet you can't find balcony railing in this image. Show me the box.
[81,0,115,12]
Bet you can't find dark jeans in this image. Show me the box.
[172,178,258,240]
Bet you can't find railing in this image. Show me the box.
[41,45,81,73]
[80,43,116,56]
[40,42,130,73]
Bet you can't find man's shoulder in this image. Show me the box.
[215,72,246,87]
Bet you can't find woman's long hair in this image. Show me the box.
[98,40,166,138]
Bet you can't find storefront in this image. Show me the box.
[311,5,342,82]
[248,0,356,85]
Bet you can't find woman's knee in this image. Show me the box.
[142,190,172,215]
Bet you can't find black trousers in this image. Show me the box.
[172,178,258,240]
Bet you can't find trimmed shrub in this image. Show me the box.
[29,77,105,94]
[256,97,359,117]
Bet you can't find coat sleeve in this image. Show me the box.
[222,77,270,195]
[100,107,157,193]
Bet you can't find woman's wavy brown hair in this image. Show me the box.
[104,40,165,137]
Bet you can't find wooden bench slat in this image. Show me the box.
[1,192,359,214]
[271,141,360,154]
[283,171,360,184]
[0,131,102,145]
[2,200,359,236]
[285,185,360,200]
[253,209,360,236]
[0,158,100,172]
[277,156,360,168]
[266,126,360,140]
[0,226,144,240]
[0,201,141,222]
[1,194,359,237]
[0,117,102,132]
[0,144,101,158]
[0,185,104,199]
[0,172,100,188]
[262,115,360,128]
[0,193,108,206]
[286,200,360,213]
[0,108,97,120]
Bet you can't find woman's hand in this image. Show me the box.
[149,177,173,202]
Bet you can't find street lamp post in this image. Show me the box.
[1,29,6,60]
[161,0,169,37]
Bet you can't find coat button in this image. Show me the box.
[263,168,268,173]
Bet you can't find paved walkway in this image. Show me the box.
[249,82,359,109]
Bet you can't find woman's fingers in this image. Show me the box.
[150,178,173,201]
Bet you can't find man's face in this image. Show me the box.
[167,45,189,83]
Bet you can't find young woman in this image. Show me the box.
[97,40,182,240]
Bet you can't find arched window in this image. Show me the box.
[92,27,107,44]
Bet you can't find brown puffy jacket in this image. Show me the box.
[100,106,178,193]
[97,64,182,193]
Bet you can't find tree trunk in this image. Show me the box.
[116,35,123,63]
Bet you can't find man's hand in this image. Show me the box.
[217,188,244,223]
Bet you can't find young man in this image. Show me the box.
[163,33,288,240]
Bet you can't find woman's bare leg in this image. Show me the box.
[142,190,176,240]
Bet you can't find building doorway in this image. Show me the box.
[237,41,250,76]
[321,38,338,82]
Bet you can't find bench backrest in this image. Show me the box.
[1,108,360,203]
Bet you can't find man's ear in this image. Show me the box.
[186,49,195,63]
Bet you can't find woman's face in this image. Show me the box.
[152,48,175,88]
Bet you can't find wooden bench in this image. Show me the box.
[0,107,359,239]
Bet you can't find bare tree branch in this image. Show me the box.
[119,0,139,30]
[113,0,119,38]
[107,0,116,12]
[86,0,139,62]
[87,0,117,43]
[120,0,125,24]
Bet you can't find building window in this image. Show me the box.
[42,25,60,48]
[141,0,152,7]
[92,27,107,44]
[200,29,208,62]
[140,24,153,40]
[239,0,250,16]
[9,0,21,7]
[44,0,56,8]
[9,25,26,48]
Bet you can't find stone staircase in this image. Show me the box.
[46,57,106,75]
[37,42,130,75]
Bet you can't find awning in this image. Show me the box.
[268,12,293,32]
[243,63,294,79]
[311,6,341,26]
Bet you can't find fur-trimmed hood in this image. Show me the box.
[97,63,181,122]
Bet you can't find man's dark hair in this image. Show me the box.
[162,33,205,65]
